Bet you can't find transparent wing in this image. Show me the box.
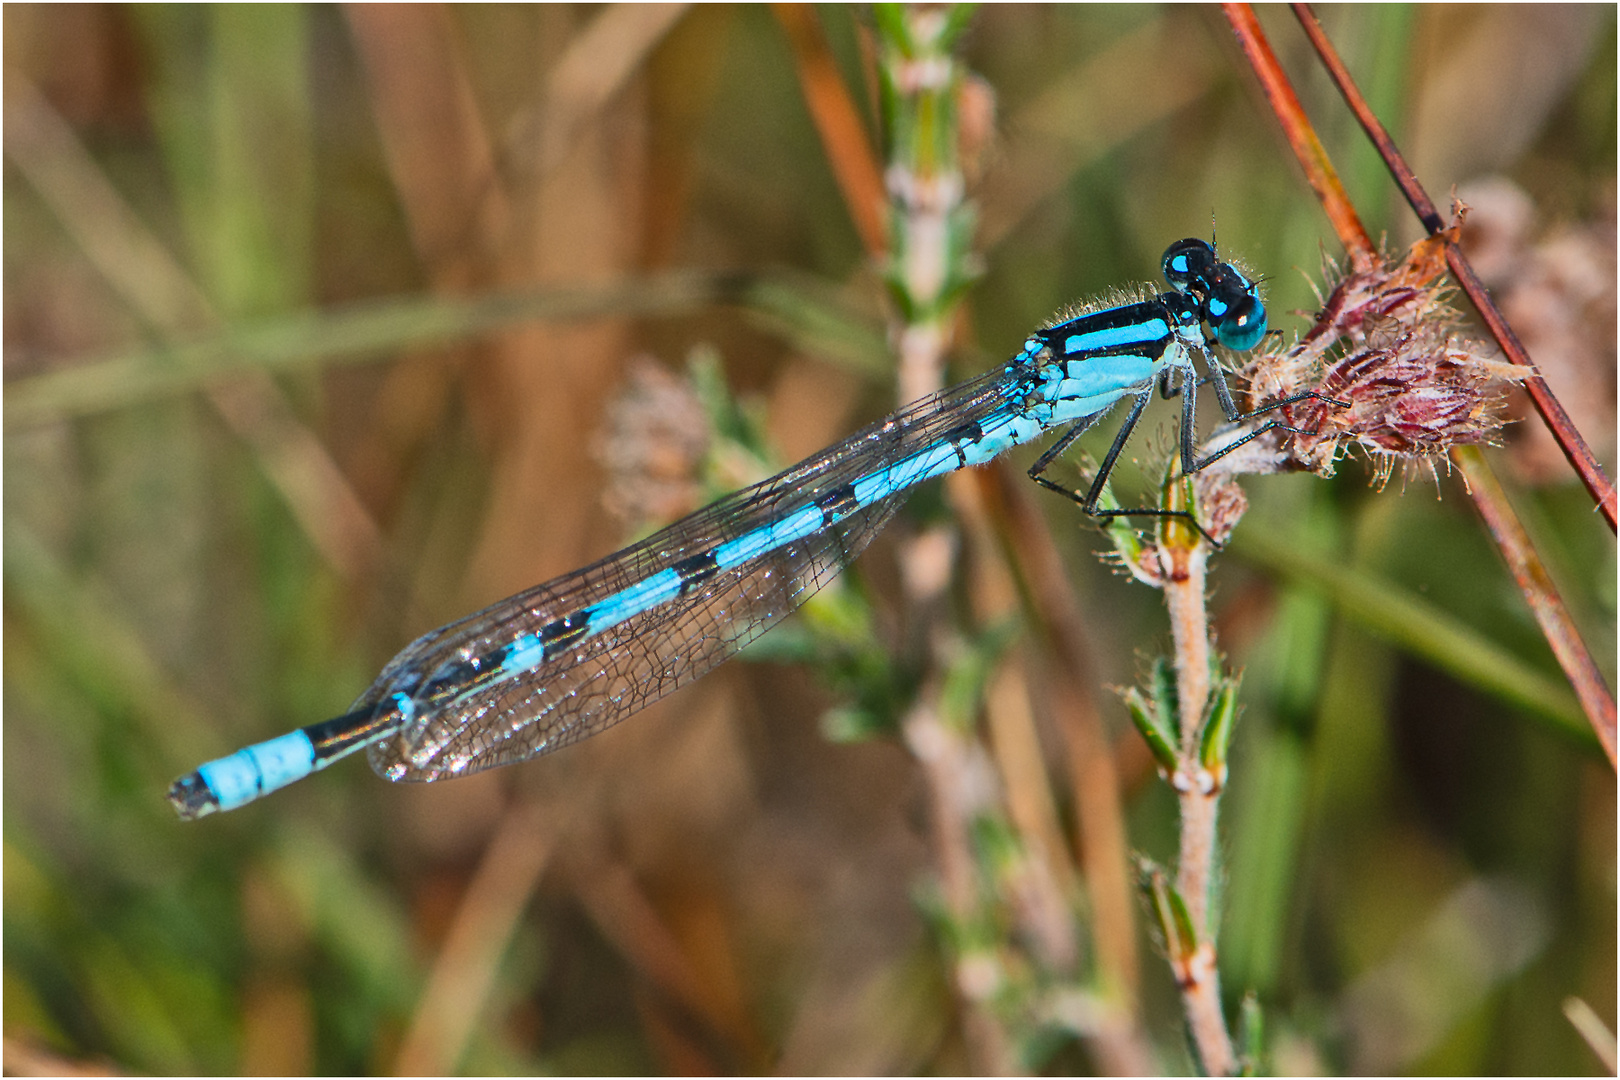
[362,360,1026,782]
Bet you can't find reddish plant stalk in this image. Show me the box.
[1222,2,1616,762]
[1290,2,1617,532]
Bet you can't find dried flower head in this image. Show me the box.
[592,356,711,527]
[1283,324,1523,485]
[1226,224,1526,488]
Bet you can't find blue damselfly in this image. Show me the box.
[170,239,1333,819]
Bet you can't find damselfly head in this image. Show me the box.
[1161,239,1268,351]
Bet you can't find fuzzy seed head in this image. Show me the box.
[1229,224,1525,488]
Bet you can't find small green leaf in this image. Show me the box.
[970,812,1023,878]
[939,617,1022,731]
[1237,992,1265,1077]
[1124,686,1179,774]
[870,5,914,57]
[1150,656,1181,746]
[1199,671,1242,780]
[1157,470,1202,553]
[1140,858,1197,961]
[819,705,892,744]
[1165,878,1199,958]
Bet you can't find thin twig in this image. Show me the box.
[1222,3,1616,761]
[1219,4,1373,267]
[1289,2,1617,531]
[1452,448,1617,766]
[1178,943,1236,1078]
[1164,543,1217,935]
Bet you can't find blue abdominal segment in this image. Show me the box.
[190,731,317,812]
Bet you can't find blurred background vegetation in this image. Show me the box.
[4,4,1614,1075]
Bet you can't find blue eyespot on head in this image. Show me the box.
[1162,238,1218,292]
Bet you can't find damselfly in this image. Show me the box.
[170,239,1332,820]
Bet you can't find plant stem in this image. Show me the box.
[1165,542,1216,933]
[876,7,1020,1070]
[1162,539,1237,1075]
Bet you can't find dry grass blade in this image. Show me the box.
[772,4,888,258]
[1563,996,1619,1074]
[975,463,1150,1071]
[392,799,564,1076]
[570,850,765,1071]
[505,4,691,187]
